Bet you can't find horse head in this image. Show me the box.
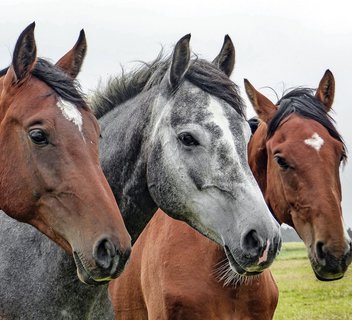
[145,35,281,276]
[246,72,352,280]
[0,23,131,285]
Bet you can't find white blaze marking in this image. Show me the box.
[57,99,83,133]
[207,97,236,154]
[207,97,278,242]
[150,95,171,140]
[304,133,324,151]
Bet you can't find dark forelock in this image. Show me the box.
[268,88,347,161]
[0,58,86,109]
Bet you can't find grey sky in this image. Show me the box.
[1,0,351,227]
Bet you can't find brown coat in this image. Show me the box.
[109,210,278,320]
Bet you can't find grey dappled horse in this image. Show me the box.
[94,34,281,275]
[0,27,120,319]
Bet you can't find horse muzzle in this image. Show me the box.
[224,232,282,276]
[310,240,352,281]
[73,238,131,285]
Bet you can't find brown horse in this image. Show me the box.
[0,23,131,284]
[109,210,278,320]
[108,36,279,320]
[245,73,351,281]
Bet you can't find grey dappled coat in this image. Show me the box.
[0,211,114,320]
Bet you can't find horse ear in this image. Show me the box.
[315,69,335,112]
[244,79,277,123]
[12,22,37,83]
[169,34,191,89]
[56,29,87,79]
[212,35,235,77]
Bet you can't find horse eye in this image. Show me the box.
[274,155,290,170]
[29,129,48,145]
[178,132,199,147]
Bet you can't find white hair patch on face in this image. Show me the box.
[207,96,236,154]
[304,133,324,151]
[57,99,83,133]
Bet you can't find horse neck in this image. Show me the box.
[99,92,158,245]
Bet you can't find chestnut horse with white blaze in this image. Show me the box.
[245,73,351,280]
[0,23,131,285]
[108,36,279,320]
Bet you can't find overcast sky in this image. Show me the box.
[1,0,351,227]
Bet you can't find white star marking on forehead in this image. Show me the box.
[57,99,83,134]
[304,132,324,151]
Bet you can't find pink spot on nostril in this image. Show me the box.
[258,240,270,264]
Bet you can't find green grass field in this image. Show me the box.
[271,242,352,320]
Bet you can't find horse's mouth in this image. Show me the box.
[224,246,262,277]
[73,251,112,286]
[310,256,345,281]
[313,269,344,281]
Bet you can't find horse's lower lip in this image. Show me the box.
[310,254,347,281]
[73,251,112,286]
[311,263,345,281]
[223,246,262,276]
[313,269,344,281]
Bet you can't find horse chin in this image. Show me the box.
[73,251,112,286]
[313,270,344,282]
[311,264,345,281]
[309,255,345,281]
[224,245,263,277]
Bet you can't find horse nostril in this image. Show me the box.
[94,238,116,270]
[316,241,327,262]
[241,229,263,257]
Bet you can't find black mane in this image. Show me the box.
[0,58,86,109]
[91,53,245,119]
[268,88,347,160]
